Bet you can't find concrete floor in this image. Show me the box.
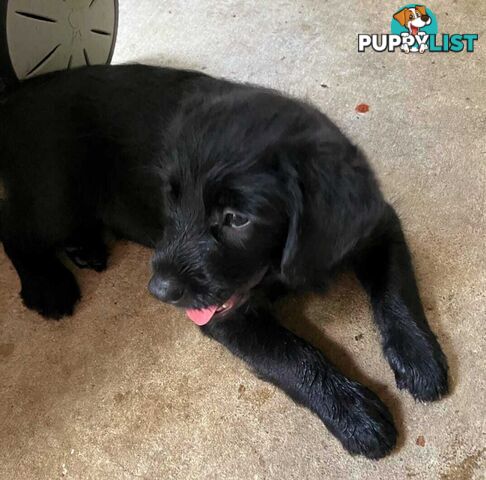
[1,1,485,479]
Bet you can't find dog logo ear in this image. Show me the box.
[415,5,427,16]
[393,8,408,26]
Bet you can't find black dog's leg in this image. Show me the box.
[353,206,448,401]
[2,237,81,320]
[64,222,108,272]
[202,304,397,459]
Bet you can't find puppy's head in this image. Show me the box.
[393,5,431,34]
[149,87,384,324]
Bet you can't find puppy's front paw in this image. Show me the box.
[324,383,397,459]
[385,335,449,402]
[20,269,81,320]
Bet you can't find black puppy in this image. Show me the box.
[0,64,448,459]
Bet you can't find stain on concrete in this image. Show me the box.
[405,466,420,478]
[238,384,246,398]
[114,392,130,404]
[440,448,485,480]
[0,343,14,358]
[416,435,426,447]
[238,385,275,407]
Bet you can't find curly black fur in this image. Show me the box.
[0,64,448,458]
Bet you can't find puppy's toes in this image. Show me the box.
[385,338,449,402]
[325,383,397,459]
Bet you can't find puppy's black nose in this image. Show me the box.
[149,275,185,303]
[422,14,430,22]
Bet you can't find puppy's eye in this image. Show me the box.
[222,209,250,229]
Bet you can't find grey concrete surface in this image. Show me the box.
[1,1,485,479]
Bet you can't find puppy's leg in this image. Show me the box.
[64,222,108,272]
[2,197,81,319]
[3,236,81,319]
[202,304,397,459]
[353,205,448,401]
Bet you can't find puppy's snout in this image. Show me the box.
[421,14,430,23]
[149,275,185,304]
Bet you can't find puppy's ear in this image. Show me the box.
[278,142,385,289]
[415,5,427,16]
[279,158,304,286]
[393,8,408,26]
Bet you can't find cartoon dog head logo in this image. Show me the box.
[393,5,431,35]
[391,4,438,53]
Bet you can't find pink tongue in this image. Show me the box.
[186,305,218,326]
